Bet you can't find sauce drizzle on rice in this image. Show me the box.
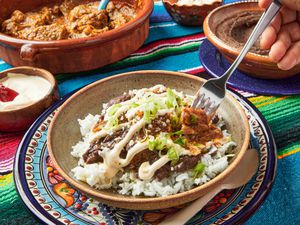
[71,85,237,196]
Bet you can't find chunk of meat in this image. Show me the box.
[106,93,132,108]
[1,0,136,41]
[146,115,172,136]
[106,1,136,29]
[185,124,223,144]
[174,155,201,173]
[102,128,127,144]
[181,107,209,133]
[59,0,86,15]
[126,149,158,172]
[68,4,109,37]
[181,107,223,144]
[2,6,66,40]
[155,163,171,181]
[83,144,103,164]
[2,10,26,36]
[20,24,69,40]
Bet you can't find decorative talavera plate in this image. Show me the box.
[14,90,276,225]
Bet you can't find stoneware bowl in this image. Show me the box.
[0,67,59,132]
[47,70,250,210]
[203,1,300,79]
[163,0,222,26]
[0,0,153,74]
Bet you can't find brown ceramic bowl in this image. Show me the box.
[0,0,153,74]
[203,1,300,79]
[0,67,59,132]
[163,0,222,26]
[47,70,250,210]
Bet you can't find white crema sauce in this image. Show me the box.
[0,73,51,111]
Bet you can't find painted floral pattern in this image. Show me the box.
[20,94,273,225]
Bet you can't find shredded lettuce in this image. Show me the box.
[131,103,140,108]
[143,102,159,123]
[104,104,122,130]
[105,116,119,130]
[170,114,180,128]
[107,103,121,116]
[193,162,205,178]
[174,136,186,147]
[172,130,183,135]
[166,88,178,108]
[167,147,179,162]
[148,134,168,151]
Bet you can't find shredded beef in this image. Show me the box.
[175,155,201,173]
[146,115,172,136]
[106,93,132,108]
[126,150,158,172]
[181,107,223,144]
[83,144,103,164]
[155,163,171,180]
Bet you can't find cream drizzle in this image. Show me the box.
[101,119,146,179]
[88,108,183,184]
[138,156,170,180]
[80,88,194,186]
[119,142,149,167]
[89,122,129,142]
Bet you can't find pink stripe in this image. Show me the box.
[0,157,14,167]
[0,133,23,162]
[135,33,205,54]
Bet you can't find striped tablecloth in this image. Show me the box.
[0,1,299,224]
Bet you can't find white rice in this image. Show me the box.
[71,114,236,197]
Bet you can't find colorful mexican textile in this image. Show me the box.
[0,1,299,224]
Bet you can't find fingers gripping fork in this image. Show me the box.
[192,0,282,116]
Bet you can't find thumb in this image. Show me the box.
[278,0,300,11]
[260,0,300,11]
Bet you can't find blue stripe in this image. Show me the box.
[145,21,202,44]
[150,3,172,23]
[58,48,203,96]
[0,61,12,71]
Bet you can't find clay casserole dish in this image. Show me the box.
[0,0,153,74]
[47,70,250,210]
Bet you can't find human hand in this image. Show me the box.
[259,0,300,70]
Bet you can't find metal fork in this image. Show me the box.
[192,0,282,117]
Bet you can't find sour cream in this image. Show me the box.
[0,73,51,111]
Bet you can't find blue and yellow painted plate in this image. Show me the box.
[14,90,276,225]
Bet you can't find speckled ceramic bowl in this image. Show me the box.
[204,1,300,79]
[47,70,250,210]
[163,0,222,26]
[0,67,59,132]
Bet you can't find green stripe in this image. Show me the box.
[253,96,300,156]
[277,143,300,157]
[0,174,38,224]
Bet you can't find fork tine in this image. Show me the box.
[198,96,210,109]
[207,104,219,119]
[204,99,214,113]
[192,92,204,108]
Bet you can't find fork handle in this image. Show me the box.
[219,0,282,83]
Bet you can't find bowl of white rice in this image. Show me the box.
[47,70,250,210]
